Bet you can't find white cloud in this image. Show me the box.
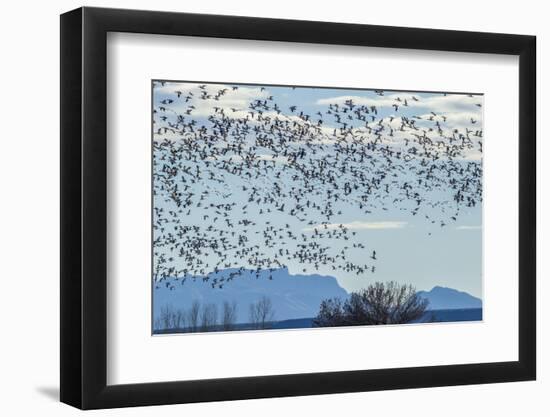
[155,82,270,118]
[456,225,482,230]
[316,93,483,114]
[255,154,291,164]
[153,84,483,163]
[153,82,194,95]
[303,221,407,232]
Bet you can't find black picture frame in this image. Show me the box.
[60,6,536,410]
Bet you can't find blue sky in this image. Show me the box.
[152,81,483,298]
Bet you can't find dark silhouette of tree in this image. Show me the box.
[157,304,186,330]
[200,303,218,331]
[154,316,162,331]
[313,298,347,327]
[174,308,185,329]
[222,300,238,331]
[160,305,174,330]
[313,282,428,327]
[187,300,201,332]
[249,296,275,329]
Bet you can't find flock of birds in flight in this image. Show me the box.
[152,82,483,289]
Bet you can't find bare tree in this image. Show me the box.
[153,317,163,332]
[313,282,428,327]
[200,303,218,332]
[187,300,201,332]
[173,308,185,329]
[249,296,275,329]
[160,304,175,329]
[312,298,346,327]
[222,300,238,331]
[158,304,186,330]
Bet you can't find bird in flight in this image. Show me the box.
[151,81,483,288]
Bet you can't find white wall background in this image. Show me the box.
[0,1,545,415]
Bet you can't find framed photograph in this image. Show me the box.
[60,6,536,409]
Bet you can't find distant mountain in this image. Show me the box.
[154,267,348,323]
[154,269,482,325]
[417,286,482,310]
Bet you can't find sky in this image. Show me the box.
[152,81,483,298]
